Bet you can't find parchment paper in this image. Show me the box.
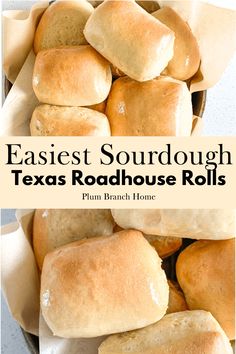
[39,313,106,354]
[1,1,235,136]
[1,210,108,353]
[191,115,204,136]
[1,50,39,136]
[3,1,49,83]
[1,209,39,336]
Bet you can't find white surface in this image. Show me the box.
[203,55,236,135]
[1,0,236,353]
[2,1,37,11]
[205,0,236,10]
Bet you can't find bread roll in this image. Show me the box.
[167,280,188,314]
[176,239,235,339]
[41,230,169,338]
[84,0,175,81]
[111,209,236,240]
[99,310,233,354]
[145,235,182,258]
[33,45,112,106]
[30,104,110,136]
[106,76,193,136]
[34,1,94,54]
[33,209,115,270]
[153,7,200,80]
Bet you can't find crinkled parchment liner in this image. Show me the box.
[1,209,107,353]
[1,1,236,136]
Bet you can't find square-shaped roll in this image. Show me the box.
[32,45,112,106]
[34,0,94,54]
[106,76,193,136]
[41,230,169,338]
[84,0,175,81]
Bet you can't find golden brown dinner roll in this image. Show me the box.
[30,104,110,136]
[176,239,235,339]
[33,45,112,106]
[167,280,188,314]
[111,209,236,240]
[84,0,175,81]
[41,230,169,338]
[152,7,200,81]
[106,76,193,136]
[33,209,115,270]
[99,310,233,354]
[34,0,94,54]
[145,235,182,258]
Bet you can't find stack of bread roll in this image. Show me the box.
[32,208,235,353]
[30,0,202,136]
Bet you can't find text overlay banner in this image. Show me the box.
[0,137,235,208]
